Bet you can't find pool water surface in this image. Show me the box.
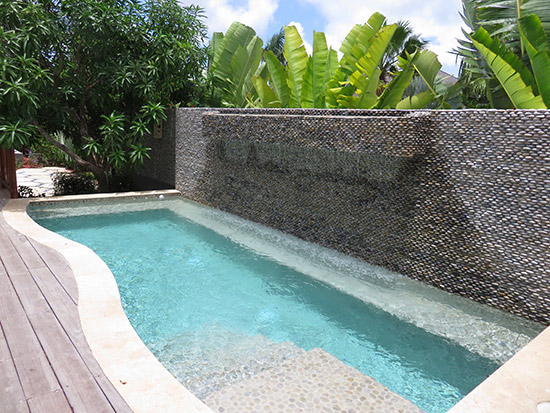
[30,198,543,413]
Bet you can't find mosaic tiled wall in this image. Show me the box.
[134,110,177,189]
[148,108,549,324]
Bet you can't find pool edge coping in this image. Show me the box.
[3,190,214,413]
[3,190,550,412]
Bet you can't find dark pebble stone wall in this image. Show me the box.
[141,108,549,325]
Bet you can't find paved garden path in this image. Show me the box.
[16,167,72,197]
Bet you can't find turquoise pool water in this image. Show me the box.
[31,199,541,412]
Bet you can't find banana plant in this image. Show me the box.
[455,0,550,108]
[519,14,550,107]
[215,14,452,110]
[301,31,338,108]
[326,12,389,108]
[253,26,337,108]
[209,22,266,107]
[396,50,462,109]
[470,14,548,109]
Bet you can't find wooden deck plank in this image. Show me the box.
[29,239,79,303]
[0,325,30,413]
[0,268,62,400]
[0,226,28,274]
[1,200,133,413]
[27,389,72,413]
[5,269,50,316]
[27,310,115,413]
[4,226,45,270]
[29,267,133,412]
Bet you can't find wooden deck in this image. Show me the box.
[0,192,132,412]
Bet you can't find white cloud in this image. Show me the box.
[181,0,279,37]
[299,0,463,74]
[287,21,313,55]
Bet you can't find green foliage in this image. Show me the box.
[209,22,265,107]
[211,14,451,110]
[380,20,429,84]
[301,31,338,108]
[470,15,548,109]
[519,14,550,107]
[264,28,286,66]
[29,132,77,169]
[328,17,398,108]
[455,0,550,107]
[53,172,97,196]
[1,0,207,191]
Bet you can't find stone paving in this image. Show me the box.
[204,348,423,413]
[16,167,72,197]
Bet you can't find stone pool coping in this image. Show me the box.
[3,190,213,413]
[3,190,550,412]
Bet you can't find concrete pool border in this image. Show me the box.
[3,190,213,413]
[3,190,549,412]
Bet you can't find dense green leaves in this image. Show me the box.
[284,25,310,107]
[1,0,207,190]
[456,0,550,107]
[301,31,337,108]
[519,14,550,107]
[209,22,264,107]
[210,13,450,110]
[471,19,548,108]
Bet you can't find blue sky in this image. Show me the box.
[181,0,465,75]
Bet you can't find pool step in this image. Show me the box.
[148,328,305,399]
[204,347,423,413]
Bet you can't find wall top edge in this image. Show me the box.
[201,112,432,121]
[176,107,550,114]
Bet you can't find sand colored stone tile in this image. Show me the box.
[204,348,422,413]
[449,326,550,413]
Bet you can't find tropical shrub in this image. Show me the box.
[470,14,549,109]
[53,172,97,196]
[208,22,266,107]
[0,0,207,191]
[455,0,550,107]
[210,13,454,110]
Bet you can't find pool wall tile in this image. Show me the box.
[140,108,550,324]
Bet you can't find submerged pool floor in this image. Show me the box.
[31,198,542,413]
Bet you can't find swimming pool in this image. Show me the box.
[29,196,543,413]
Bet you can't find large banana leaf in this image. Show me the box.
[471,27,546,108]
[333,23,396,109]
[230,36,264,107]
[409,50,441,93]
[396,90,435,109]
[301,31,336,108]
[353,24,397,85]
[519,14,550,107]
[252,75,281,107]
[394,50,439,109]
[326,13,394,108]
[284,25,309,108]
[208,32,224,71]
[211,22,256,83]
[264,51,290,107]
[209,22,264,107]
[374,58,415,108]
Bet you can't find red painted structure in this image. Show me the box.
[0,148,18,198]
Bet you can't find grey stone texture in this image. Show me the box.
[204,348,422,413]
[147,108,549,324]
[135,110,177,189]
